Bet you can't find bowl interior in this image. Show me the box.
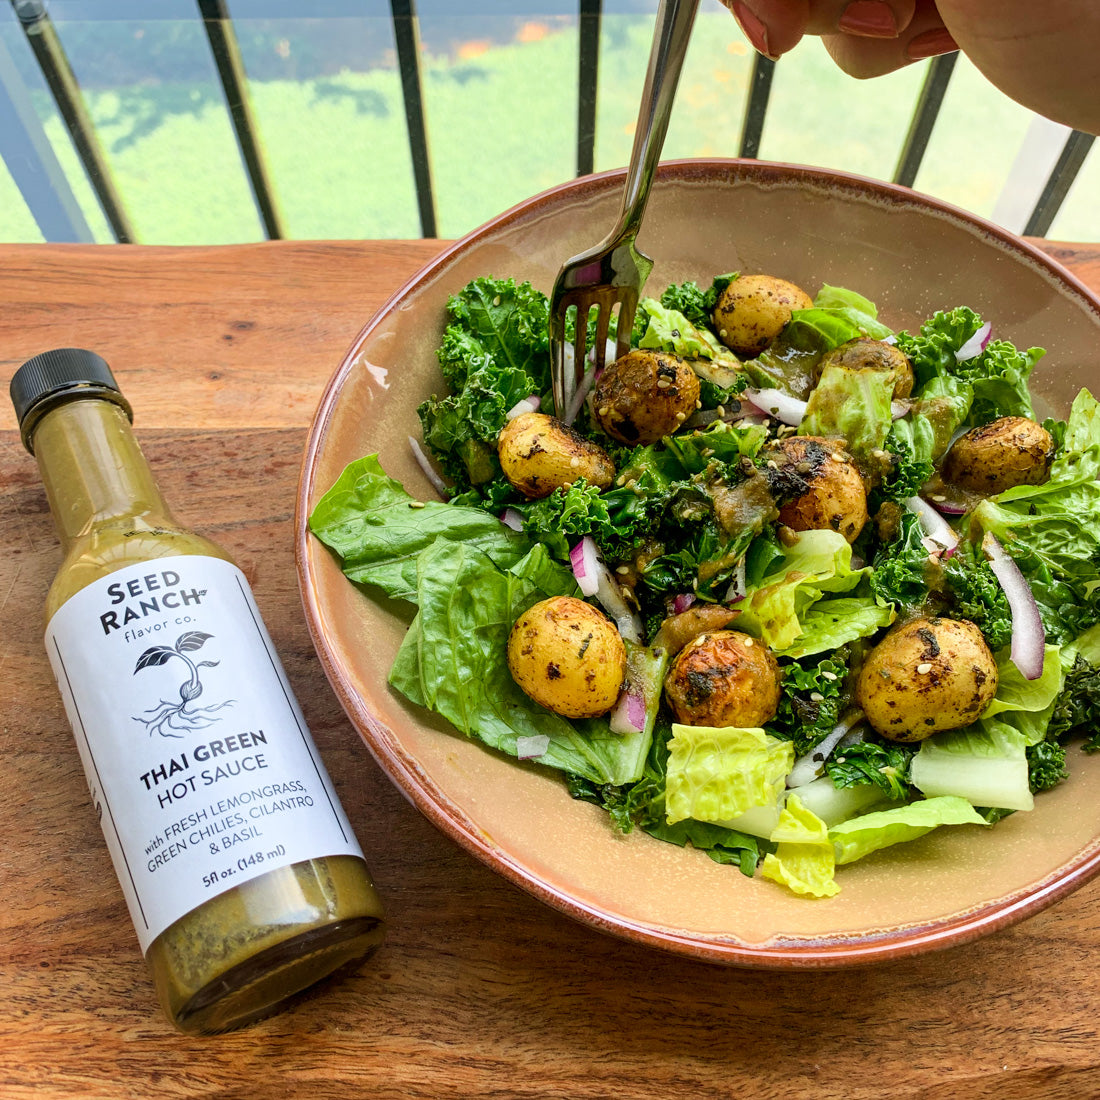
[297,160,1100,966]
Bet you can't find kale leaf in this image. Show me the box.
[826,739,915,801]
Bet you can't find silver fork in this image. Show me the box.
[549,0,699,421]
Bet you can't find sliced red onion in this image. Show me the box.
[408,436,449,498]
[956,321,992,362]
[891,400,910,420]
[569,538,642,641]
[787,712,865,789]
[569,536,601,598]
[672,592,696,615]
[744,387,807,427]
[516,734,551,760]
[906,496,959,551]
[505,395,540,421]
[882,334,898,346]
[500,507,524,532]
[982,532,1045,680]
[563,365,596,427]
[609,685,647,735]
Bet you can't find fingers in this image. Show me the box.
[721,0,920,58]
[823,0,955,78]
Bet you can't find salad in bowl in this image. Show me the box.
[309,267,1100,900]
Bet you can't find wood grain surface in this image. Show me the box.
[2,239,1100,1100]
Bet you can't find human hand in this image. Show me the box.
[721,0,1100,135]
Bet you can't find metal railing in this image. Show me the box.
[0,0,1093,243]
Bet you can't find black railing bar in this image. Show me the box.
[391,0,436,238]
[576,0,601,177]
[738,53,774,160]
[0,29,93,242]
[197,0,285,240]
[1023,129,1095,238]
[11,0,135,242]
[893,51,956,188]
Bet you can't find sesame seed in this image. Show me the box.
[931,494,946,503]
[493,296,501,306]
[917,662,933,674]
[675,411,687,421]
[696,400,703,409]
[656,379,671,389]
[570,456,580,468]
[408,500,426,509]
[716,405,726,417]
[719,329,727,338]
[743,638,754,648]
[598,406,611,417]
[821,671,837,681]
[809,692,824,702]
[616,565,630,575]
[871,449,886,459]
[616,475,626,486]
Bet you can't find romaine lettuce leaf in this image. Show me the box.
[664,724,794,825]
[784,285,893,350]
[799,364,895,465]
[828,796,987,865]
[637,298,737,363]
[759,794,839,898]
[734,530,878,651]
[309,454,531,601]
[389,539,650,786]
[910,720,1033,811]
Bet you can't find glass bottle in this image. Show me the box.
[10,348,385,1034]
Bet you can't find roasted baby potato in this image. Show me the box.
[507,596,626,718]
[856,617,999,742]
[815,337,915,399]
[497,411,615,500]
[592,349,701,445]
[941,416,1054,494]
[712,274,813,357]
[664,630,781,728]
[769,435,868,543]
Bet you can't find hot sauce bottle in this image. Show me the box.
[10,348,385,1033]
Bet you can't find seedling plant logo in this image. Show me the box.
[132,631,234,738]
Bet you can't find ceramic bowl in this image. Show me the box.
[296,159,1100,967]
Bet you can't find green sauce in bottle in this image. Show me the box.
[12,349,385,1034]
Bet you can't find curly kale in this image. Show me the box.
[941,554,1013,650]
[659,272,738,329]
[1049,655,1100,750]
[767,655,848,756]
[868,512,929,611]
[826,739,915,801]
[1027,740,1069,793]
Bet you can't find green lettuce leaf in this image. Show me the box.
[799,364,895,465]
[910,720,1034,811]
[389,540,649,786]
[759,794,839,898]
[784,285,893,350]
[309,454,531,601]
[734,530,877,651]
[828,796,987,865]
[637,298,736,363]
[664,724,794,826]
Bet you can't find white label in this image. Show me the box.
[45,555,364,953]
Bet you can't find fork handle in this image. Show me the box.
[610,0,700,247]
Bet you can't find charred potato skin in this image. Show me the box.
[856,617,999,742]
[941,416,1054,494]
[592,349,701,445]
[816,337,915,399]
[770,435,869,543]
[497,411,615,500]
[664,630,781,728]
[712,274,814,357]
[507,596,627,719]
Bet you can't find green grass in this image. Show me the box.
[2,9,1096,244]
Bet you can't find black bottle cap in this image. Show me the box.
[10,348,133,454]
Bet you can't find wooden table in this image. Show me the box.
[2,238,1100,1100]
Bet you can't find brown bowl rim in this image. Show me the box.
[295,157,1100,968]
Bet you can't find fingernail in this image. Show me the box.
[838,1,898,38]
[730,1,774,59]
[906,27,959,60]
